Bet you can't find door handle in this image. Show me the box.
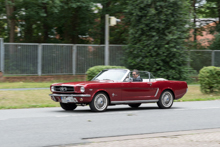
[147,83,152,86]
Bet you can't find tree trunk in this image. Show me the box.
[24,21,33,42]
[100,12,105,44]
[5,0,15,42]
[217,0,220,25]
[192,0,197,45]
[42,3,49,43]
[71,9,78,44]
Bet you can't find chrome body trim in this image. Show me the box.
[111,100,158,104]
[155,88,159,97]
[49,94,91,97]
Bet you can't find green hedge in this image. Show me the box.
[86,65,127,81]
[199,66,220,94]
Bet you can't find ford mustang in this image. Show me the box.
[49,69,187,112]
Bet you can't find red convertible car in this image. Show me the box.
[49,69,187,112]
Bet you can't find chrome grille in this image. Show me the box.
[54,86,74,92]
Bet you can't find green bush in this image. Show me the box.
[199,66,220,94]
[86,65,127,81]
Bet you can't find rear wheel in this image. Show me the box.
[89,92,109,112]
[128,103,141,108]
[60,103,77,111]
[157,90,174,109]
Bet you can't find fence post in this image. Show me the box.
[0,38,4,72]
[38,44,42,76]
[105,14,109,65]
[212,50,215,66]
[72,44,77,75]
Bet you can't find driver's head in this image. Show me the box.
[132,69,139,79]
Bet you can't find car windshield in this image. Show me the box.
[93,70,127,82]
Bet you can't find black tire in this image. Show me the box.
[157,90,174,109]
[89,92,109,112]
[128,103,141,108]
[60,103,77,111]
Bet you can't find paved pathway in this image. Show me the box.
[68,128,220,147]
[1,101,220,147]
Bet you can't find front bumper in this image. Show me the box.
[49,94,91,103]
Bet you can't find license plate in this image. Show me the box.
[61,97,67,103]
[61,96,77,103]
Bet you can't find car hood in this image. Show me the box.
[51,80,114,86]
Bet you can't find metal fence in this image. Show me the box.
[0,39,219,76]
[0,38,3,72]
[0,42,124,75]
[188,50,220,73]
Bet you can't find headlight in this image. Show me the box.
[80,86,85,93]
[51,86,55,92]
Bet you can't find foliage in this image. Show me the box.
[196,0,220,49]
[86,65,126,81]
[1,0,96,43]
[0,0,129,44]
[197,0,220,19]
[189,51,212,72]
[124,0,190,80]
[209,25,220,50]
[199,66,220,94]
[54,0,95,43]
[0,0,7,39]
[209,32,220,50]
[90,0,129,44]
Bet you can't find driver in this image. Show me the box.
[132,69,143,82]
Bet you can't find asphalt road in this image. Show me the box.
[1,100,220,147]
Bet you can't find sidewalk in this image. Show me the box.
[68,128,220,147]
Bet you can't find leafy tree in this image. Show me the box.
[2,0,96,43]
[54,0,95,44]
[0,0,7,39]
[1,0,129,43]
[196,0,220,49]
[5,0,15,42]
[91,0,129,44]
[197,0,220,20]
[124,0,191,80]
[209,25,220,50]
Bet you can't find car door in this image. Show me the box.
[121,81,158,101]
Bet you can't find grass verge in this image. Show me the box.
[0,82,52,89]
[176,85,220,102]
[0,80,82,89]
[0,85,220,109]
[0,89,59,109]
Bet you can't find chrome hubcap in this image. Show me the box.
[162,92,173,107]
[94,94,108,111]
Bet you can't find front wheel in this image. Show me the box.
[89,92,109,112]
[157,90,174,109]
[60,103,77,111]
[128,103,141,108]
